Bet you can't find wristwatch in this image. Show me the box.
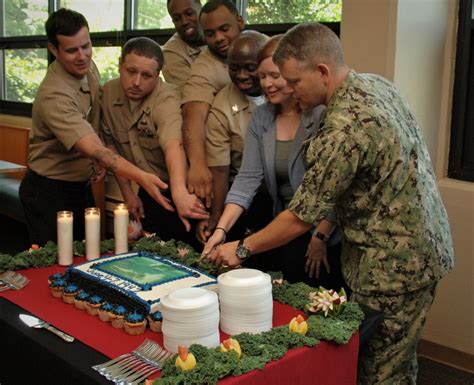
[314,231,330,243]
[236,239,251,262]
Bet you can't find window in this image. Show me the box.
[0,0,342,116]
[244,0,342,24]
[449,0,474,182]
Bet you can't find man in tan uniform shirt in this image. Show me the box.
[197,32,269,244]
[20,9,172,246]
[181,0,244,208]
[101,37,208,249]
[162,0,206,89]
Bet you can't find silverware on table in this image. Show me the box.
[19,314,75,342]
[0,270,29,291]
[93,339,173,385]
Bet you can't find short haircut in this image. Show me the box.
[257,34,283,66]
[121,37,164,71]
[200,0,239,19]
[167,0,201,6]
[273,22,344,70]
[45,8,89,49]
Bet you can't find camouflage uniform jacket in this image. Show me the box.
[288,70,454,295]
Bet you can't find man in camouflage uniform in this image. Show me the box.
[206,22,454,384]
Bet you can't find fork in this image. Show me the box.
[0,270,29,290]
[119,350,174,385]
[110,342,164,382]
[93,339,155,374]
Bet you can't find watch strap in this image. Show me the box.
[314,231,330,243]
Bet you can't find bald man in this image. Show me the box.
[196,31,269,244]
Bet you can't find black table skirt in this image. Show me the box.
[0,296,383,385]
[1,297,110,385]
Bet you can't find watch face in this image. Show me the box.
[236,240,250,261]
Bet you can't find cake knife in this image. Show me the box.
[19,314,75,342]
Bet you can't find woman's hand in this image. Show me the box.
[201,227,227,256]
[305,236,330,279]
[205,240,241,268]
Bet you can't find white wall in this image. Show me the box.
[341,0,474,355]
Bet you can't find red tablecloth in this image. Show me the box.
[1,257,358,384]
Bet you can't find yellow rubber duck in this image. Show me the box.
[289,314,308,335]
[220,337,242,358]
[175,345,196,371]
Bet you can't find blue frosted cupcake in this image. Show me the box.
[74,291,90,310]
[111,305,127,329]
[98,302,114,322]
[124,311,146,335]
[49,278,67,298]
[62,283,80,304]
[86,294,104,316]
[148,311,163,333]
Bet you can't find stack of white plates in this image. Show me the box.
[160,287,220,353]
[218,268,273,335]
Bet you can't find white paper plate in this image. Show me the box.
[218,269,270,288]
[160,287,218,310]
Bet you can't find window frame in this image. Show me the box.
[448,0,474,182]
[0,1,340,117]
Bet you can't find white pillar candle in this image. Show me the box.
[85,207,101,261]
[114,203,129,254]
[57,211,73,266]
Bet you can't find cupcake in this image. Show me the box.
[111,305,127,329]
[98,302,114,322]
[86,295,104,316]
[124,311,146,336]
[148,311,163,333]
[74,291,90,310]
[48,272,64,285]
[49,278,67,298]
[62,284,80,304]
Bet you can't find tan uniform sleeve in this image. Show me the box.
[162,50,191,89]
[182,60,221,106]
[153,85,183,149]
[206,105,231,167]
[38,87,95,150]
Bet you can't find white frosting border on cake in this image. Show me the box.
[67,252,217,314]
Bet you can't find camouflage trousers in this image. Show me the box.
[353,283,437,385]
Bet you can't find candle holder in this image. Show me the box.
[57,210,73,266]
[85,207,101,261]
[114,203,129,254]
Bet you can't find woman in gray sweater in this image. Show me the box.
[203,36,346,290]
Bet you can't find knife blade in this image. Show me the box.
[19,314,75,342]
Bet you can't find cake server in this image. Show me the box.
[19,314,74,342]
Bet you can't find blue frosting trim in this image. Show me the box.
[76,291,89,300]
[100,302,114,311]
[49,273,64,281]
[50,278,67,288]
[150,311,162,321]
[64,284,79,293]
[67,251,218,314]
[126,311,145,323]
[89,295,103,304]
[113,305,127,315]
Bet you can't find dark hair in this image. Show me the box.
[273,22,344,70]
[167,0,201,5]
[200,0,239,19]
[257,34,283,66]
[121,37,164,70]
[45,8,89,49]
